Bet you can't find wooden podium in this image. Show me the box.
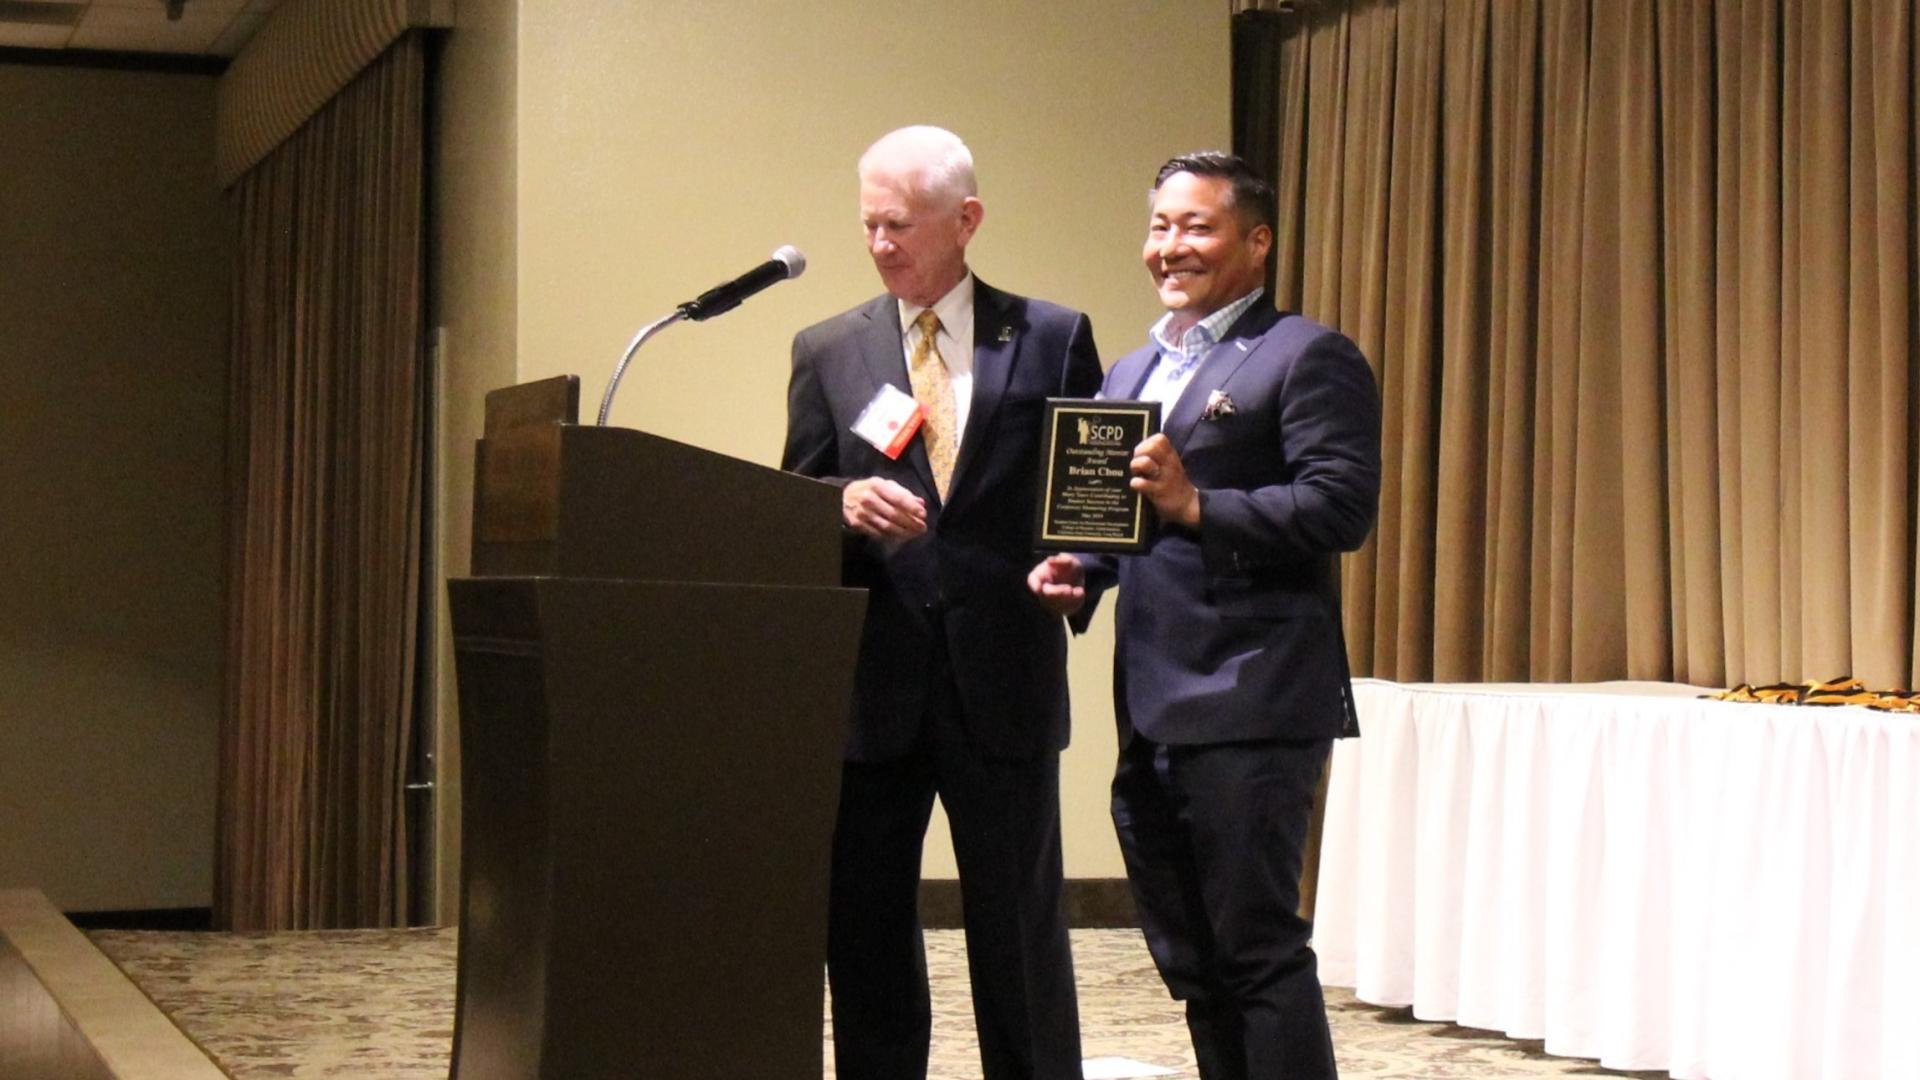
[447,377,864,1078]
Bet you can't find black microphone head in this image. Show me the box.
[678,246,805,321]
[772,245,807,279]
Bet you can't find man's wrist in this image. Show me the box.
[1172,488,1203,529]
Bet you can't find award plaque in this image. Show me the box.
[1034,398,1161,553]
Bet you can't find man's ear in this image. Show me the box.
[1248,222,1274,264]
[958,196,985,245]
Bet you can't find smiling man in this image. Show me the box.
[783,126,1100,1080]
[1029,152,1382,1080]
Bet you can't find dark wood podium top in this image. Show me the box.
[469,378,842,587]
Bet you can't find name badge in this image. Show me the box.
[851,383,924,460]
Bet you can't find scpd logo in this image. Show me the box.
[1076,417,1128,445]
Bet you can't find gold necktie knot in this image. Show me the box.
[907,310,957,500]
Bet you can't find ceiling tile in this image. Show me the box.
[0,21,73,46]
[89,0,252,10]
[1,0,276,55]
[68,5,233,53]
[0,0,82,22]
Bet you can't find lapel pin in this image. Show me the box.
[997,326,1015,343]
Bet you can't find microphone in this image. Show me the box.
[596,244,808,424]
[676,245,807,321]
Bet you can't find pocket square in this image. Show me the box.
[1201,390,1236,421]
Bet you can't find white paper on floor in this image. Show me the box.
[1081,1056,1177,1079]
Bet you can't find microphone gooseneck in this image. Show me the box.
[597,246,807,425]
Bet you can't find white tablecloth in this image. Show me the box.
[1315,679,1920,1080]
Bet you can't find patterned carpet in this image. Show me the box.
[91,928,1662,1079]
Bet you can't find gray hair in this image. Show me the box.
[858,125,978,206]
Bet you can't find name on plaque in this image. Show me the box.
[1034,398,1161,554]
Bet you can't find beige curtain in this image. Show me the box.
[1262,0,1918,689]
[218,34,426,930]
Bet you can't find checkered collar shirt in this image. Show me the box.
[1138,287,1264,405]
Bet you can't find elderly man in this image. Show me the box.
[1030,152,1382,1080]
[783,125,1100,1080]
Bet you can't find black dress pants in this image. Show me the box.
[1112,733,1336,1080]
[826,664,1081,1080]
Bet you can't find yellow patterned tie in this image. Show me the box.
[906,309,958,499]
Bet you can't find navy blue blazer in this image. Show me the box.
[783,279,1102,761]
[1081,302,1381,746]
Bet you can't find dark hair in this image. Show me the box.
[1152,151,1276,232]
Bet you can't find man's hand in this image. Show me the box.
[1130,434,1201,528]
[842,477,928,542]
[1027,553,1088,617]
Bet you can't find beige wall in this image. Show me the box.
[507,0,1229,878]
[0,0,1219,915]
[0,63,228,912]
[430,0,520,921]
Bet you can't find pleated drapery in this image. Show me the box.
[1250,0,1920,689]
[218,34,427,930]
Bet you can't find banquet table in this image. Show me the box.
[1314,679,1920,1080]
